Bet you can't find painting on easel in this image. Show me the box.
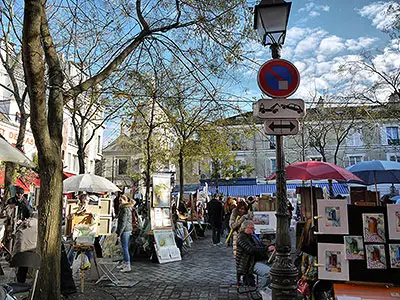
[366,244,387,269]
[362,213,386,243]
[344,236,364,260]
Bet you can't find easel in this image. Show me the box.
[71,243,100,292]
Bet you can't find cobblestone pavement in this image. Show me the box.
[68,231,260,300]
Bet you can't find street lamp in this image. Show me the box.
[225,177,230,197]
[254,0,291,59]
[254,1,298,299]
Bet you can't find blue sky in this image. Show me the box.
[238,0,400,108]
[103,0,399,145]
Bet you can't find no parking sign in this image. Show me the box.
[257,59,300,98]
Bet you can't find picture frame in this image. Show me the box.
[252,211,276,234]
[389,244,400,269]
[317,199,349,234]
[317,243,349,281]
[387,204,400,240]
[365,244,387,269]
[152,174,171,208]
[344,236,365,260]
[362,213,386,243]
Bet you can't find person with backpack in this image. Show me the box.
[116,195,134,272]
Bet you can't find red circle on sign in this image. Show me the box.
[257,59,300,98]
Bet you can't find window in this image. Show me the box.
[73,155,78,172]
[309,156,322,161]
[118,159,128,175]
[270,158,276,173]
[347,129,363,147]
[269,135,276,149]
[388,154,400,162]
[386,127,399,145]
[97,135,101,154]
[348,155,363,166]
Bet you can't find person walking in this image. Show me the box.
[207,195,223,245]
[229,201,248,256]
[116,195,133,272]
[223,197,236,246]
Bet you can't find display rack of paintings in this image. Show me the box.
[153,229,181,263]
[253,211,276,234]
[150,174,172,230]
[317,200,349,235]
[387,204,400,240]
[362,213,386,243]
[389,244,400,269]
[365,244,387,269]
[344,236,364,260]
[317,243,349,281]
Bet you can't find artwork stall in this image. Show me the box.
[305,199,400,298]
[64,197,114,290]
[150,173,181,263]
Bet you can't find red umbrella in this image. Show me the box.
[267,161,363,182]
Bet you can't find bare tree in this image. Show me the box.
[20,1,251,298]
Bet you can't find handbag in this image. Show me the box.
[297,278,310,296]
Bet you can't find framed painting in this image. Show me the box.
[317,243,349,281]
[389,244,400,269]
[152,173,171,208]
[344,236,365,260]
[362,213,386,243]
[365,244,387,269]
[317,200,349,234]
[387,204,400,240]
[252,211,276,234]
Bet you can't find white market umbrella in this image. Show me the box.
[0,137,35,168]
[63,174,121,193]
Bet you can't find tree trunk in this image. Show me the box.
[23,1,64,298]
[178,150,184,206]
[78,147,85,174]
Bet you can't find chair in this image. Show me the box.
[8,251,41,300]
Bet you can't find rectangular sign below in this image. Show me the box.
[264,119,300,135]
[253,98,305,119]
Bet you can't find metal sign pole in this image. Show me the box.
[270,135,298,299]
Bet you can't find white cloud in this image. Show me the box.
[298,1,330,21]
[358,1,400,31]
[318,36,346,57]
[345,37,378,51]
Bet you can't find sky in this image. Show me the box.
[103,0,400,146]
[238,0,400,108]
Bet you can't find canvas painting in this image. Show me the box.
[362,213,386,243]
[344,236,365,260]
[389,244,400,269]
[366,244,387,269]
[317,200,349,234]
[152,174,171,208]
[387,204,400,240]
[253,211,276,234]
[317,243,349,281]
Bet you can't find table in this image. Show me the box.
[334,282,400,300]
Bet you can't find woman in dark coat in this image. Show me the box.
[116,195,133,272]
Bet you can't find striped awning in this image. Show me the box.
[206,183,348,197]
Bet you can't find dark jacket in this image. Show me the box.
[207,198,223,227]
[236,231,269,275]
[7,196,33,221]
[116,202,133,235]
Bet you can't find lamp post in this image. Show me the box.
[254,1,298,299]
